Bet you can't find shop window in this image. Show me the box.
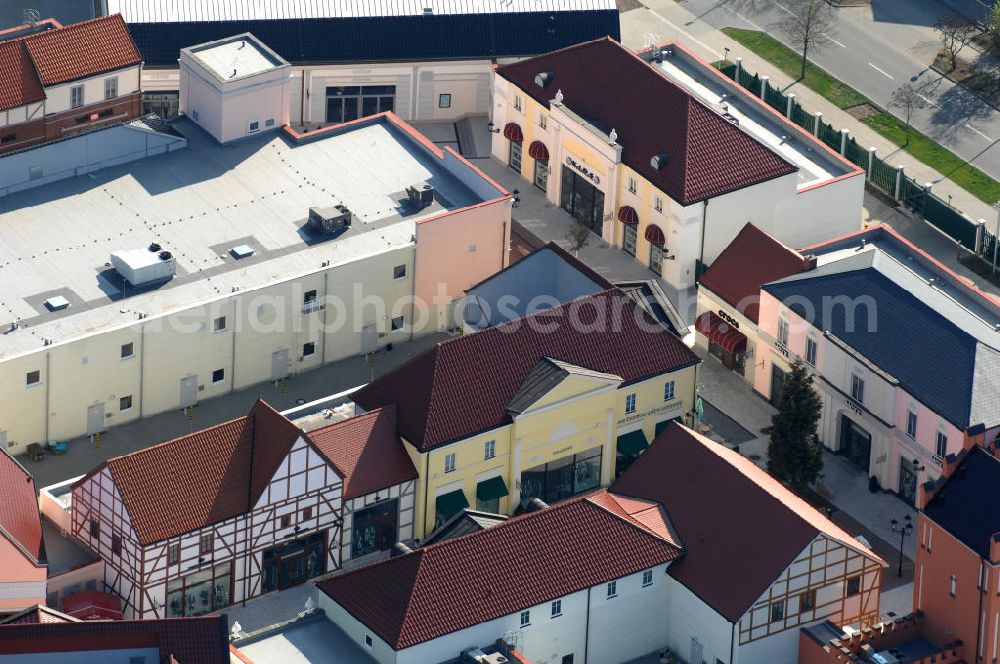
[351,499,399,558]
[520,446,602,505]
[165,563,232,617]
[622,224,637,256]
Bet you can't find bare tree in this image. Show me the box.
[565,219,591,256]
[891,83,925,146]
[777,0,836,80]
[936,13,976,69]
[986,3,1000,49]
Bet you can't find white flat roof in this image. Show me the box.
[106,0,616,22]
[188,36,285,80]
[0,117,499,357]
[655,57,847,186]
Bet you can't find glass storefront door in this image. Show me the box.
[559,167,605,233]
[898,458,917,504]
[326,86,395,124]
[165,563,232,617]
[622,225,637,256]
[261,531,327,594]
[520,447,602,508]
[351,499,399,558]
[840,415,872,472]
[533,159,548,191]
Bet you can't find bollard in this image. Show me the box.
[894,165,905,201]
[813,111,823,137]
[867,147,876,180]
[786,93,795,120]
[759,75,769,100]
[840,128,850,156]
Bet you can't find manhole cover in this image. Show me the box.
[296,398,306,405]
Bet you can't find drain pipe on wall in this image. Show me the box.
[584,584,592,663]
[697,199,709,283]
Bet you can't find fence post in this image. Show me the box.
[735,57,743,83]
[867,147,876,180]
[786,93,795,119]
[894,165,905,201]
[759,75,769,100]
[976,219,986,255]
[813,111,823,136]
[840,128,850,155]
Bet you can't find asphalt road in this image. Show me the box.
[679,0,1000,186]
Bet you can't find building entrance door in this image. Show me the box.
[361,323,377,355]
[261,532,327,594]
[271,349,289,381]
[86,403,105,436]
[179,375,198,408]
[840,415,872,473]
[559,166,605,233]
[898,458,917,504]
[769,364,786,406]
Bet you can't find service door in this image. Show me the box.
[272,349,289,381]
[690,638,703,664]
[361,323,377,355]
[179,375,198,408]
[86,403,106,436]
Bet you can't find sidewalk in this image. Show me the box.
[26,332,447,488]
[619,3,997,225]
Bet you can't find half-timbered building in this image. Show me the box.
[71,400,420,619]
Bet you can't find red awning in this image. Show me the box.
[503,122,523,142]
[528,140,549,160]
[695,311,747,354]
[645,224,665,246]
[61,590,123,621]
[617,205,639,226]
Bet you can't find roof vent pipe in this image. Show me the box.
[391,542,413,557]
[534,71,554,89]
[526,498,549,513]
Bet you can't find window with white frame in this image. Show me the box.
[104,77,118,100]
[850,373,865,404]
[642,569,653,586]
[444,452,456,473]
[627,176,637,194]
[539,113,547,129]
[70,85,84,108]
[906,410,917,439]
[805,336,817,366]
[936,431,948,459]
[625,393,636,413]
[520,610,530,626]
[248,120,260,133]
[484,439,495,460]
[606,580,617,598]
[654,196,663,213]
[664,381,675,401]
[777,316,789,346]
[551,600,562,617]
[514,96,523,112]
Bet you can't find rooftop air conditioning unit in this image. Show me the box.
[481,655,508,664]
[111,246,176,286]
[308,205,352,233]
[460,648,488,663]
[406,184,435,209]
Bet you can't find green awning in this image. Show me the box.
[616,430,649,456]
[655,417,682,437]
[435,490,469,518]
[476,476,510,502]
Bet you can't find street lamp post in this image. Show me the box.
[890,514,914,578]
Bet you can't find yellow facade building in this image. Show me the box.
[352,287,700,538]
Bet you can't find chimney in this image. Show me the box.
[989,533,1000,564]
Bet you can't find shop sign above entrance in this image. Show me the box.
[565,156,601,185]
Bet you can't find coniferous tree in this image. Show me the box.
[767,359,823,491]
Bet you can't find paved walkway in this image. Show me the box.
[222,582,318,635]
[27,333,447,488]
[695,352,918,561]
[619,4,997,227]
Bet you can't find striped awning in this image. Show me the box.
[503,122,523,141]
[528,140,549,160]
[617,205,639,225]
[644,224,665,246]
[695,311,747,354]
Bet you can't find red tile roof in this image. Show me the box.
[86,400,303,545]
[0,449,43,563]
[353,288,700,450]
[699,223,814,323]
[0,605,77,625]
[23,15,141,86]
[497,39,797,206]
[317,490,682,649]
[307,405,418,500]
[0,615,230,663]
[610,423,885,622]
[0,41,45,111]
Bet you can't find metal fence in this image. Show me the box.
[716,59,990,256]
